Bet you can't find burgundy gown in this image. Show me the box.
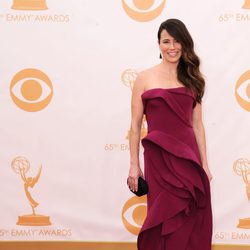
[138,87,212,250]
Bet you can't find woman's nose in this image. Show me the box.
[169,42,175,49]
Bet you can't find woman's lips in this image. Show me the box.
[167,51,179,57]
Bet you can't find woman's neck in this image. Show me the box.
[159,59,178,75]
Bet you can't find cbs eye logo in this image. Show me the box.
[10,68,53,112]
[122,0,166,22]
[121,195,147,235]
[235,70,250,112]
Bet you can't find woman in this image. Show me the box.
[127,19,213,250]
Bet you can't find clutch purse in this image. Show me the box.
[127,177,148,197]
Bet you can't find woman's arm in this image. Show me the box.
[127,74,145,192]
[192,103,213,182]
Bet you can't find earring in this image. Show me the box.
[159,54,162,59]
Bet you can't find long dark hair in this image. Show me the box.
[157,18,205,103]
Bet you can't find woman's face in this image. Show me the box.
[159,29,182,63]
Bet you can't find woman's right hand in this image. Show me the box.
[127,165,143,192]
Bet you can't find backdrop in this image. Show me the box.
[0,0,250,248]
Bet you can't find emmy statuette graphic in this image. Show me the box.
[121,69,148,139]
[233,158,250,229]
[242,0,250,9]
[12,0,48,10]
[12,156,51,226]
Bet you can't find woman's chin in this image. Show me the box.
[163,57,181,63]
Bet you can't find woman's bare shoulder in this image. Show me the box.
[136,65,159,82]
[134,65,160,91]
[134,69,151,91]
[139,65,159,77]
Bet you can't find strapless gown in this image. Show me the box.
[138,87,212,250]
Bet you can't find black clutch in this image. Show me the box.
[127,177,148,197]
